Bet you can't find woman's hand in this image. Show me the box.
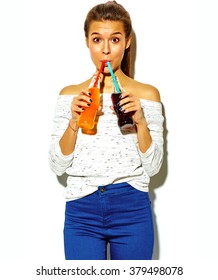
[111,91,146,126]
[70,90,92,121]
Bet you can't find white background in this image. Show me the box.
[1,0,218,277]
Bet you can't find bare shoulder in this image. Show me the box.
[140,83,161,102]
[126,79,161,102]
[60,79,91,95]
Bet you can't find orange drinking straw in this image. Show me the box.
[93,62,105,87]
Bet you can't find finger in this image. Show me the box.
[119,95,135,106]
[71,98,90,113]
[72,103,91,115]
[75,94,93,107]
[121,100,141,113]
[78,91,92,102]
[80,90,91,97]
[71,103,85,113]
[109,105,115,112]
[119,91,129,99]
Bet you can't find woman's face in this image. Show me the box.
[86,20,131,74]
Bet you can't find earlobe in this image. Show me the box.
[126,36,132,49]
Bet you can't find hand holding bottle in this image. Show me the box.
[77,75,101,130]
[114,91,145,126]
[70,90,92,122]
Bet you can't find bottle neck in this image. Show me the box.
[89,75,100,89]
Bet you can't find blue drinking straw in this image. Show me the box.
[107,61,121,93]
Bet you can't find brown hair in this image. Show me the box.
[84,1,132,77]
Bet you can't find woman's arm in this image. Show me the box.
[59,90,92,155]
[59,118,79,155]
[118,87,164,176]
[135,119,152,153]
[48,89,92,175]
[118,87,160,153]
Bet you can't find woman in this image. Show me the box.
[49,1,164,260]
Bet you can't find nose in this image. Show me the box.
[102,41,111,55]
[103,50,110,55]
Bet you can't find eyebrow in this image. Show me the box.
[90,32,123,36]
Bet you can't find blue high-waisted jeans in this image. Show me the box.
[64,182,154,260]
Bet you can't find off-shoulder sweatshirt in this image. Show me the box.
[48,93,164,201]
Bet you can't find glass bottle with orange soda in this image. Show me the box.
[77,75,100,130]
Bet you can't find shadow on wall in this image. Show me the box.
[149,105,168,260]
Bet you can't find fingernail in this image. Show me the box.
[89,99,92,102]
[88,92,91,96]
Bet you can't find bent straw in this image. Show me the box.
[106,61,121,93]
[93,62,105,87]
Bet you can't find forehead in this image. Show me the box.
[88,20,125,36]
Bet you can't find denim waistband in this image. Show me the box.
[97,182,134,195]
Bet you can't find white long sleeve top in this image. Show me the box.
[49,93,164,201]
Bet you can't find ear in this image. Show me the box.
[125,36,132,49]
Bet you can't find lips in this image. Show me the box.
[101,60,111,67]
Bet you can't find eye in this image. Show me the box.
[93,37,101,43]
[111,37,120,43]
